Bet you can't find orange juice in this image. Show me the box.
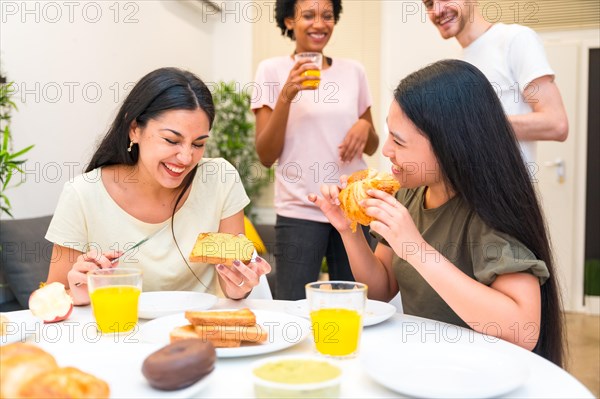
[90,285,141,333]
[302,70,321,88]
[310,308,362,356]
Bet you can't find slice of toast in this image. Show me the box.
[169,325,241,348]
[189,233,255,266]
[194,324,268,344]
[185,308,256,327]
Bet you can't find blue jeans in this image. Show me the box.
[273,215,373,300]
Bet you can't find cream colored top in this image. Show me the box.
[46,158,250,295]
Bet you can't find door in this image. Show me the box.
[539,39,597,312]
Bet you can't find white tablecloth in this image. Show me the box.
[1,298,593,398]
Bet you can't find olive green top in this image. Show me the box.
[374,187,549,329]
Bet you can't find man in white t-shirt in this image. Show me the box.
[423,0,568,166]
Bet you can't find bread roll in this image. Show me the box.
[0,343,109,399]
[339,169,401,232]
[189,233,255,266]
[0,343,58,399]
[19,367,110,399]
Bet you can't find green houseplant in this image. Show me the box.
[206,81,272,221]
[0,74,33,218]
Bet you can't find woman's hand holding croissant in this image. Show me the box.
[308,176,353,233]
[361,189,427,261]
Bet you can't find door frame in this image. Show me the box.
[575,38,600,314]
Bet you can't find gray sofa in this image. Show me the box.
[0,216,277,311]
[0,216,53,311]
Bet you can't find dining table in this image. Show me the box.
[1,298,593,398]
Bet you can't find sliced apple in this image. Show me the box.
[29,282,74,323]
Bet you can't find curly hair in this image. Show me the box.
[275,0,343,40]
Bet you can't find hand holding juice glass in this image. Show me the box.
[88,268,142,333]
[294,52,323,88]
[306,281,367,358]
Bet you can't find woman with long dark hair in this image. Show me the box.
[310,60,564,365]
[46,67,271,304]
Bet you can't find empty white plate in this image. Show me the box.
[362,342,529,398]
[138,291,217,319]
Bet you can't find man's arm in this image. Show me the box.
[508,75,568,142]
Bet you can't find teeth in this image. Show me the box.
[310,33,325,38]
[165,163,184,173]
[440,15,453,24]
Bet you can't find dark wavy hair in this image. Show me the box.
[275,0,343,40]
[394,59,564,366]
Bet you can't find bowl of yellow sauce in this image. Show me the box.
[252,356,342,398]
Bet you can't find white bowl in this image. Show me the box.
[251,355,342,398]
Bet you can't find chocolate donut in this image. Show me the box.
[142,339,216,391]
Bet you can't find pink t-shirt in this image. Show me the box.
[252,56,372,222]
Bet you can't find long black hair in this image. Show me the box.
[394,59,564,366]
[275,0,343,40]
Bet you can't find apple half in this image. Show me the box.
[29,282,74,323]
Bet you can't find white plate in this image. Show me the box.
[361,343,529,398]
[36,341,212,398]
[284,299,396,327]
[138,309,310,358]
[138,291,218,319]
[1,311,41,345]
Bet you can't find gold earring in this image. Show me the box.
[127,140,135,152]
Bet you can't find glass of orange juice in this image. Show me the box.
[294,52,323,88]
[88,268,142,334]
[305,281,367,358]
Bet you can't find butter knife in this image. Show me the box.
[73,224,169,287]
[110,223,170,264]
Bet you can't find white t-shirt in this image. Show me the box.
[251,56,372,222]
[45,158,250,295]
[462,23,554,164]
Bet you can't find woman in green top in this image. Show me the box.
[309,60,564,366]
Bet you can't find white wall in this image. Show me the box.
[1,0,252,219]
[379,1,461,171]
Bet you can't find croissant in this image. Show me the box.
[0,343,110,399]
[338,169,401,232]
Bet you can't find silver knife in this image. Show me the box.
[73,224,170,287]
[110,223,170,264]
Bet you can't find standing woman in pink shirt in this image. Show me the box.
[251,0,379,299]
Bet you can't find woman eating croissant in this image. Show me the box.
[309,60,564,367]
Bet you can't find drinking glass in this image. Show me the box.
[294,52,323,88]
[88,268,142,333]
[306,281,367,358]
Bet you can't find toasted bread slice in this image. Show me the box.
[194,324,268,344]
[169,325,201,342]
[169,325,242,348]
[189,233,255,266]
[185,308,256,327]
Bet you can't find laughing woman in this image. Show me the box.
[252,0,379,300]
[310,60,564,366]
[46,67,271,304]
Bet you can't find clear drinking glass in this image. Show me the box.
[294,52,323,88]
[305,281,367,358]
[88,268,142,333]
